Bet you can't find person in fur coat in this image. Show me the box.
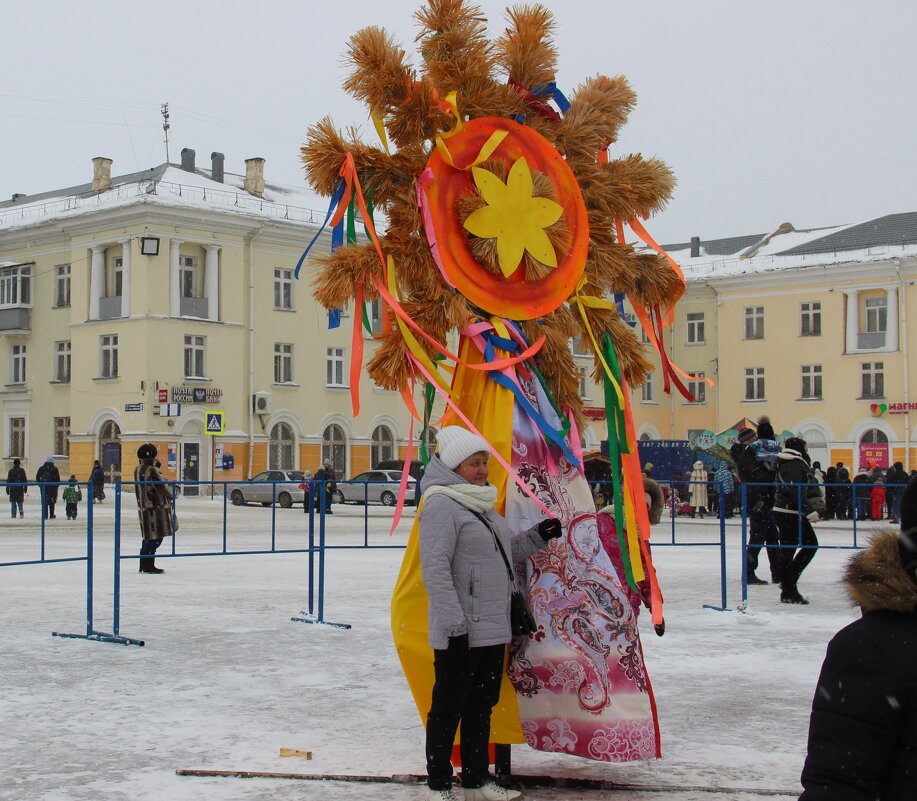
[799,477,917,800]
[688,460,709,518]
[134,443,175,574]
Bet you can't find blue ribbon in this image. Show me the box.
[531,82,571,114]
[479,329,579,466]
[293,179,347,279]
[328,308,341,329]
[614,292,636,325]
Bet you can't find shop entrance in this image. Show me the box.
[181,442,200,496]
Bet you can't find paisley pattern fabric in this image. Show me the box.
[504,375,660,761]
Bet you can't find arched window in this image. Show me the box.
[860,428,888,445]
[269,422,295,470]
[639,432,653,441]
[322,424,346,475]
[99,420,122,482]
[371,425,395,467]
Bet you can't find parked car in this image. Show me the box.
[333,470,418,506]
[226,470,308,508]
[373,459,426,481]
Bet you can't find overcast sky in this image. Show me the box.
[2,1,915,243]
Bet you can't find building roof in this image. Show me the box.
[661,211,917,280]
[0,159,331,233]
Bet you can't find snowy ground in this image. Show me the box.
[0,492,884,801]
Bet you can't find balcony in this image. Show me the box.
[180,296,209,318]
[0,307,31,332]
[857,331,886,351]
[98,295,123,320]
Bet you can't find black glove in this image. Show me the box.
[447,633,469,655]
[538,518,563,541]
[654,620,666,637]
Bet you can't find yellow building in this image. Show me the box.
[630,215,917,472]
[0,151,430,489]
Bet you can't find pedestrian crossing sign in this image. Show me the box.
[205,412,225,436]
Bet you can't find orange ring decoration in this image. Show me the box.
[422,117,589,320]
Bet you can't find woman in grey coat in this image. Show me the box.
[420,426,561,801]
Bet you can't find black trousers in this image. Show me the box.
[426,643,505,791]
[747,506,781,580]
[139,537,163,570]
[775,513,818,592]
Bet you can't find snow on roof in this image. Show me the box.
[0,163,334,233]
[661,214,917,281]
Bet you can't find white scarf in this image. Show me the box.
[423,483,498,514]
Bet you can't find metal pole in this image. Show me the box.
[718,490,727,610]
[86,480,94,637]
[113,482,121,636]
[318,482,326,622]
[222,482,228,554]
[40,485,46,561]
[740,482,748,606]
[308,481,315,617]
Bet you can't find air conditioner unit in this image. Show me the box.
[252,391,272,414]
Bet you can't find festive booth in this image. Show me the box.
[297,0,689,765]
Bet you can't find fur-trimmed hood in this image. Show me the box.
[845,530,917,614]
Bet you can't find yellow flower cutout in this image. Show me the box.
[463,157,563,278]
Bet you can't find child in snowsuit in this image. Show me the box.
[62,476,82,520]
[870,477,886,521]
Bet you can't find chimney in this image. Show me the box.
[690,236,701,258]
[11,193,25,203]
[91,157,113,193]
[210,151,224,183]
[244,157,265,197]
[180,148,196,172]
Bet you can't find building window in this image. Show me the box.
[687,372,707,404]
[865,296,887,334]
[0,264,31,307]
[744,306,764,339]
[371,425,395,467]
[274,269,293,310]
[268,422,295,470]
[800,301,821,336]
[321,424,346,474]
[368,298,384,334]
[801,365,823,399]
[744,367,765,401]
[184,335,206,378]
[180,256,201,299]
[577,366,590,400]
[54,416,70,456]
[274,343,293,384]
[421,426,438,459]
[10,344,26,384]
[686,312,705,344]
[641,372,654,403]
[861,361,884,399]
[106,256,123,298]
[54,264,71,308]
[100,335,118,378]
[572,336,590,356]
[55,341,71,383]
[8,417,25,458]
[326,347,345,387]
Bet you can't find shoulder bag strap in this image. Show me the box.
[470,509,516,583]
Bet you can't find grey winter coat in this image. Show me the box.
[419,455,547,650]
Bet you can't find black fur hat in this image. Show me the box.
[137,442,158,460]
[784,436,807,453]
[899,477,917,572]
[756,416,775,440]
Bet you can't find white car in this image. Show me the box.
[226,470,308,508]
[333,470,417,507]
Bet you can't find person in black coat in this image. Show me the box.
[6,457,27,518]
[731,428,780,585]
[35,456,61,520]
[885,461,908,524]
[834,462,851,520]
[313,459,337,515]
[852,468,873,521]
[799,478,917,800]
[90,460,106,503]
[773,437,820,604]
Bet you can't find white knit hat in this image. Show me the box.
[436,426,490,470]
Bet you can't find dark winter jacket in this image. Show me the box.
[6,466,27,502]
[419,454,547,650]
[731,442,775,508]
[773,449,818,515]
[800,530,917,801]
[36,462,61,502]
[90,466,105,499]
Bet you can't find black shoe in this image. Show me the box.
[781,591,809,605]
[747,573,768,585]
[146,566,165,574]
